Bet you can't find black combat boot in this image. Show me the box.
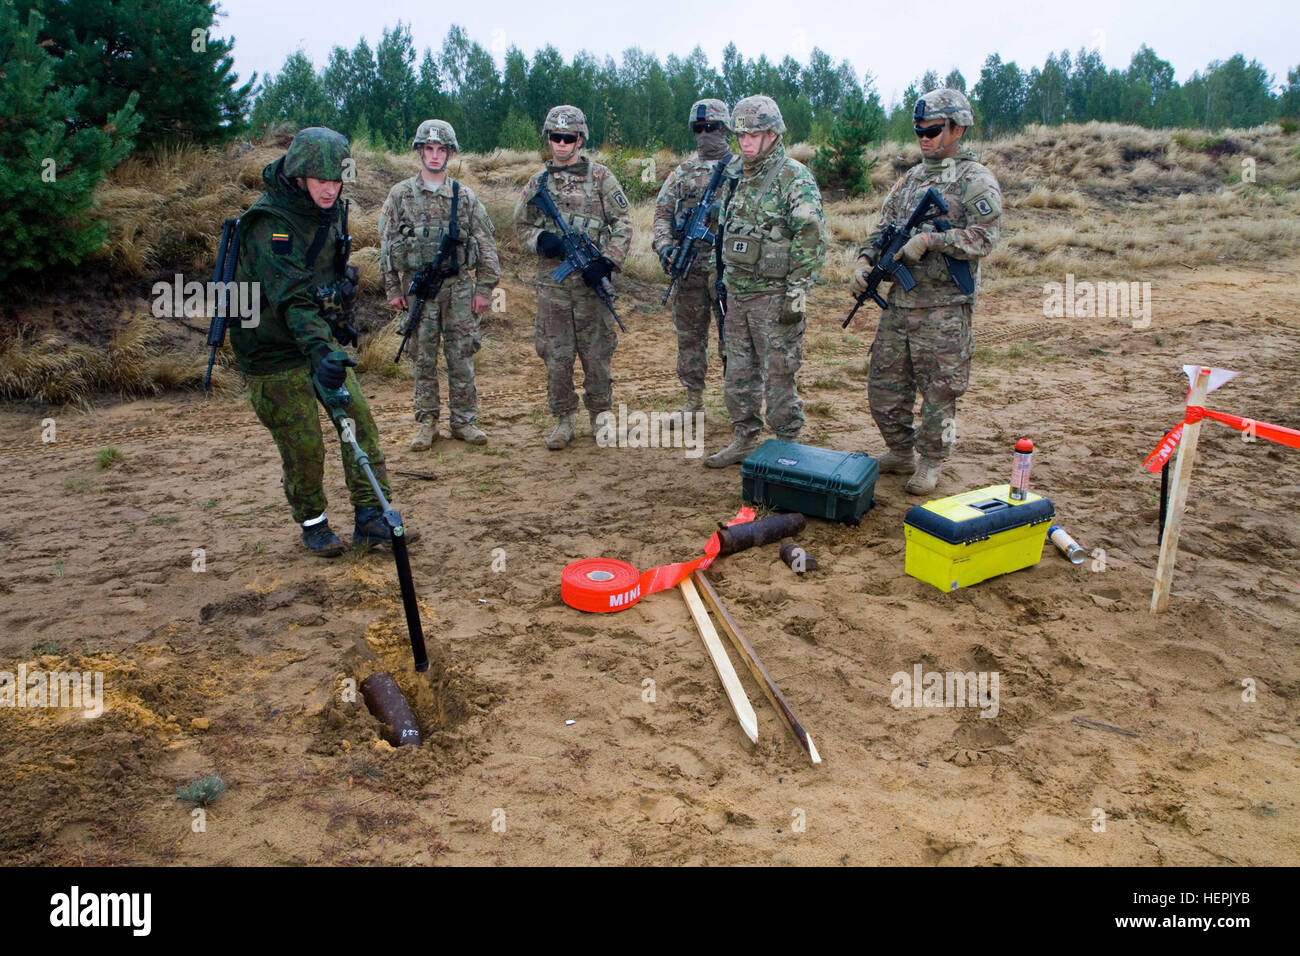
[301,519,346,558]
[353,506,393,548]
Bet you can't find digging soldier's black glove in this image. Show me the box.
[582,256,614,288]
[537,231,564,259]
[314,350,356,390]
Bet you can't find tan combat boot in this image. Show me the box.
[451,423,488,445]
[877,445,915,474]
[906,458,943,495]
[704,429,760,468]
[669,389,704,429]
[409,419,439,451]
[546,413,575,450]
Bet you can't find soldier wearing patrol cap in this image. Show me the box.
[513,105,634,450]
[230,127,398,556]
[705,95,826,468]
[653,100,742,424]
[380,119,501,449]
[852,88,1001,494]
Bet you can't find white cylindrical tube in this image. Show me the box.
[1049,525,1084,564]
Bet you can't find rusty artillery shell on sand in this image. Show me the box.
[360,673,422,747]
[779,541,819,573]
[717,513,806,556]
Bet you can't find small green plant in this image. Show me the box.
[1279,118,1298,135]
[126,521,137,533]
[147,514,180,527]
[176,775,226,806]
[201,499,217,510]
[96,446,124,469]
[250,541,267,555]
[63,477,101,494]
[30,638,63,655]
[51,556,65,579]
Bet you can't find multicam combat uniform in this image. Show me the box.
[380,174,500,430]
[860,93,1001,468]
[653,98,740,407]
[513,107,632,430]
[230,128,390,530]
[712,96,825,462]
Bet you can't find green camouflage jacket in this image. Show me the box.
[861,145,1001,307]
[513,157,633,287]
[378,174,501,301]
[652,153,742,275]
[231,157,348,376]
[720,144,826,297]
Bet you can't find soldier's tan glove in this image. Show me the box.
[850,257,872,295]
[899,232,934,264]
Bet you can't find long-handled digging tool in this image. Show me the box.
[679,576,758,744]
[314,380,429,673]
[691,569,821,764]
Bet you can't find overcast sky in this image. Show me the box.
[218,0,1298,107]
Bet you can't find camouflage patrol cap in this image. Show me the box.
[731,95,785,135]
[913,89,975,127]
[543,105,588,138]
[689,98,732,131]
[283,127,351,180]
[412,119,459,152]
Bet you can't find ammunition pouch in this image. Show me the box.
[722,231,792,279]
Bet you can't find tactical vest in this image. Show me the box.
[721,158,792,281]
[540,164,610,248]
[389,180,478,273]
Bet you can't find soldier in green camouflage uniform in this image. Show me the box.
[653,99,741,420]
[705,96,826,468]
[854,89,1001,494]
[513,105,634,450]
[231,127,395,557]
[380,119,501,450]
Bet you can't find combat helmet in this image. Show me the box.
[913,89,975,127]
[689,98,732,131]
[284,127,351,180]
[543,105,588,138]
[731,96,786,136]
[411,119,459,152]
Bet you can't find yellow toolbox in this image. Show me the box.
[903,485,1055,592]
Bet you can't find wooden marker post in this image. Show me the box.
[679,576,759,743]
[1150,366,1212,613]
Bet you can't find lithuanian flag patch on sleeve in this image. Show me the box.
[271,232,292,255]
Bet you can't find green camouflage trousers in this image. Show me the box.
[722,290,804,438]
[534,281,617,416]
[413,280,481,426]
[672,267,714,392]
[867,302,973,460]
[247,365,391,524]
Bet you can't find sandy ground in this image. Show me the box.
[1,262,1297,866]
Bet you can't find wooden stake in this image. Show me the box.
[692,570,822,764]
[1151,366,1212,613]
[679,577,759,743]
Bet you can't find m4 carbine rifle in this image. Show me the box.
[202,217,241,392]
[531,172,625,331]
[843,186,974,329]
[664,156,734,371]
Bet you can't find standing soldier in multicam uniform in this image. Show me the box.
[513,105,633,450]
[705,95,826,468]
[380,119,500,450]
[653,99,741,423]
[231,127,397,557]
[853,88,1001,494]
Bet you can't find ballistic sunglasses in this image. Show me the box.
[692,122,723,134]
[548,132,579,144]
[914,122,947,139]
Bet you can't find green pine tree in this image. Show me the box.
[811,96,881,196]
[0,7,141,282]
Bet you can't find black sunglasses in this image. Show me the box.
[548,132,579,144]
[914,122,947,139]
[692,122,723,133]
